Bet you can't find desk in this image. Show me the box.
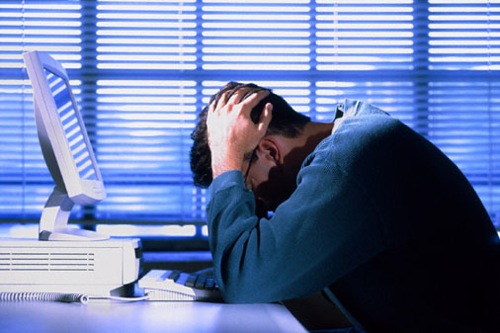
[0,300,307,333]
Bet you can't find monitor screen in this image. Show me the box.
[43,68,99,182]
[23,51,107,241]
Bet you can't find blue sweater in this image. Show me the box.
[207,99,499,332]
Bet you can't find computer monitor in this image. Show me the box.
[23,51,108,241]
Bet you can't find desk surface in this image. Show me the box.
[0,300,307,333]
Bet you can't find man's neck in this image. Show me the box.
[301,121,335,150]
[275,121,334,179]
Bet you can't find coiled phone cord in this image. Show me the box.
[0,292,88,303]
[0,292,149,303]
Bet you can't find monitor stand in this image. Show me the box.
[39,187,109,241]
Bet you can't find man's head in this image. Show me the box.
[190,81,310,187]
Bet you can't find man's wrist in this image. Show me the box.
[211,153,244,179]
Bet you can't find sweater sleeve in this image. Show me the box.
[207,134,389,303]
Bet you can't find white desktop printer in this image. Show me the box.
[0,238,141,296]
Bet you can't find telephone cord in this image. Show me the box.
[0,292,150,304]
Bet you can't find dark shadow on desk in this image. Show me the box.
[283,292,353,331]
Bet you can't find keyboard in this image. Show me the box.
[138,269,221,301]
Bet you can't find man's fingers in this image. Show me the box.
[258,102,273,133]
[210,90,230,113]
[238,89,270,120]
[209,87,270,121]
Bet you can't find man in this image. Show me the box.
[190,82,499,332]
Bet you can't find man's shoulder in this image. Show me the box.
[331,99,400,139]
[342,99,390,118]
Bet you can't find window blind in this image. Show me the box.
[0,1,83,223]
[0,0,499,234]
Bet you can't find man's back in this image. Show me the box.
[323,102,500,332]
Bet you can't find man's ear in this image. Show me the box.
[256,137,281,165]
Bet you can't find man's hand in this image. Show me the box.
[206,87,273,180]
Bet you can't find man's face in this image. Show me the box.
[242,154,296,219]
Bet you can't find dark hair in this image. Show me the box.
[190,81,310,188]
